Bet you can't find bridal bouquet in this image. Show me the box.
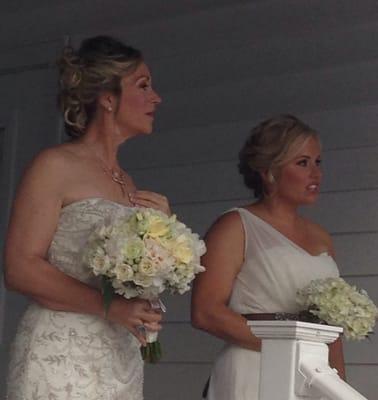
[296,277,378,340]
[83,208,206,362]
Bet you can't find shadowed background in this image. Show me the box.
[0,1,377,398]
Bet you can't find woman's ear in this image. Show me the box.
[98,92,115,112]
[261,169,276,185]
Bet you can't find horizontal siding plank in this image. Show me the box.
[3,0,250,49]
[347,365,378,400]
[6,0,378,52]
[144,363,210,400]
[152,22,378,92]
[122,104,378,169]
[130,146,378,204]
[303,190,378,234]
[334,233,378,276]
[345,334,378,365]
[0,40,61,74]
[126,0,378,60]
[157,60,378,131]
[158,323,222,363]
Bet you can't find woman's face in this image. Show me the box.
[114,62,161,137]
[274,136,322,206]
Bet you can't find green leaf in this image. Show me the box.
[140,341,162,363]
[101,276,114,317]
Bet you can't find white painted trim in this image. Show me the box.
[248,320,342,343]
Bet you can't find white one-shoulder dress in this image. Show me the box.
[206,208,339,400]
[7,198,144,400]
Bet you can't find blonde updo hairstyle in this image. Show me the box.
[57,35,143,138]
[238,115,318,199]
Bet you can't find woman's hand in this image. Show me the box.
[129,190,171,215]
[107,296,163,346]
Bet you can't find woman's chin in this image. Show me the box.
[301,194,319,205]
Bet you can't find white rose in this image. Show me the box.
[91,254,111,275]
[114,263,134,281]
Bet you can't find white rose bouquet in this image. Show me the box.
[296,277,378,340]
[83,208,206,362]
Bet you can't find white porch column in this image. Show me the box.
[248,320,368,400]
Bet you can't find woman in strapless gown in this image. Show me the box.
[5,36,170,400]
[191,115,346,400]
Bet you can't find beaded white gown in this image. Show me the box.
[205,208,340,400]
[6,198,143,400]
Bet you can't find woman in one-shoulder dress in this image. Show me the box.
[191,115,346,400]
[5,36,170,400]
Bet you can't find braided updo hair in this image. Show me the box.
[238,115,318,199]
[57,35,143,138]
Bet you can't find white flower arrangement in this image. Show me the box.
[297,277,378,340]
[83,207,206,361]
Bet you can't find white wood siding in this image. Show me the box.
[0,1,377,399]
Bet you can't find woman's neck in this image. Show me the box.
[79,124,125,168]
[252,197,301,227]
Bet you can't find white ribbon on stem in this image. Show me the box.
[145,298,166,343]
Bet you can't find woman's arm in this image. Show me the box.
[315,223,346,380]
[191,211,261,351]
[4,148,161,344]
[329,337,346,380]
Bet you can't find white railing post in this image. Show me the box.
[248,320,368,400]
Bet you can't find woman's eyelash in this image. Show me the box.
[297,159,308,165]
[296,159,322,166]
[138,80,150,89]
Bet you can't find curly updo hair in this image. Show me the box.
[57,35,143,138]
[238,114,318,199]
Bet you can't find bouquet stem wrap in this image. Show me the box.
[140,298,166,363]
[141,340,162,363]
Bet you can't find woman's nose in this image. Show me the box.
[152,89,162,105]
[311,164,322,179]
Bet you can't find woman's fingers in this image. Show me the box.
[131,320,162,345]
[143,321,162,332]
[131,324,148,346]
[131,190,166,202]
[141,309,163,323]
[129,190,171,215]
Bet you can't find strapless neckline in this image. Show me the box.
[61,197,134,212]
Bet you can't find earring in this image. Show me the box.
[268,172,275,184]
[108,106,112,112]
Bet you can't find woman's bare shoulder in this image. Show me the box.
[26,143,81,176]
[203,210,245,251]
[33,142,80,162]
[207,210,243,235]
[15,143,85,203]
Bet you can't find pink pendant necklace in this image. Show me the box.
[84,143,129,197]
[101,164,128,197]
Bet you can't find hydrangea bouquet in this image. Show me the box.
[83,208,206,362]
[296,277,378,340]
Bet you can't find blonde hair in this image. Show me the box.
[57,36,143,138]
[238,114,318,198]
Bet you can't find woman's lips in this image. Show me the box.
[306,183,320,193]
